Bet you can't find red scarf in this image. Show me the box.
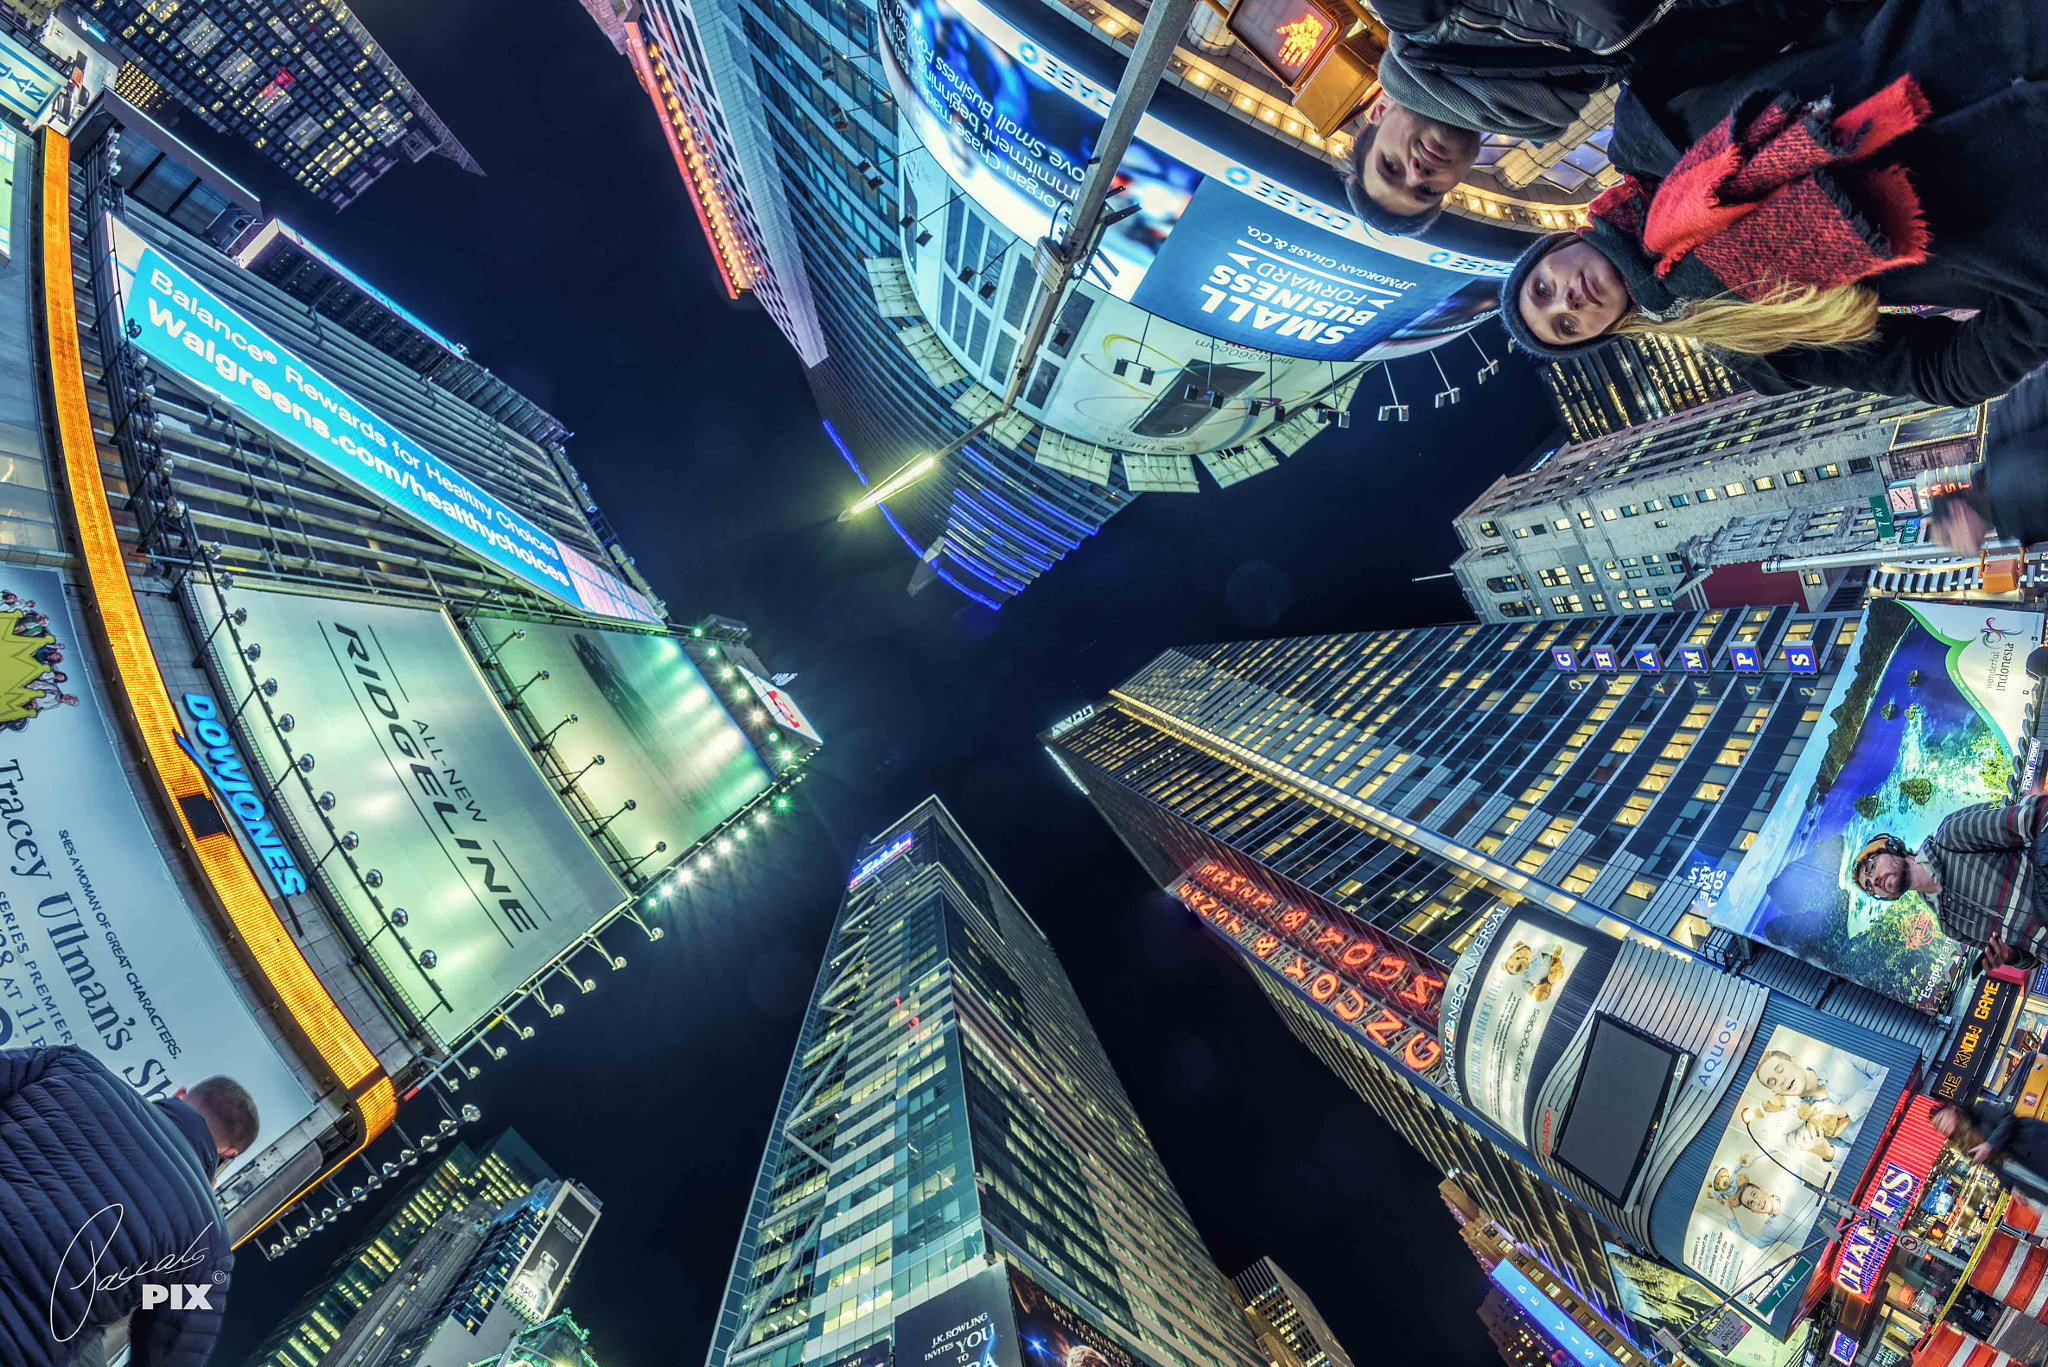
[1588,77,1932,303]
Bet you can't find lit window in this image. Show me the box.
[1753,475,1775,491]
[1601,508,1618,521]
[1724,482,1747,497]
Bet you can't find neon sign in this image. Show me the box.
[1832,1162,1919,1297]
[849,831,913,887]
[1176,861,1445,1075]
[1048,704,1096,738]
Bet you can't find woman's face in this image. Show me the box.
[1931,1106,1961,1139]
[1739,1185,1781,1217]
[1518,239,1629,348]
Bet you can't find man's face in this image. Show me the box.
[1739,1185,1781,1217]
[1354,98,1479,217]
[1855,850,1912,900]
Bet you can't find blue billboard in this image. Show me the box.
[107,216,657,625]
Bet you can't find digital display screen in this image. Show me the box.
[1553,1016,1684,1203]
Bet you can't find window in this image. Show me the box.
[1753,475,1775,491]
[1784,469,1807,485]
[1622,504,1640,517]
[1554,517,1572,531]
[1578,511,1595,528]
[1671,493,1689,506]
[1480,521,1500,537]
[1645,497,1662,511]
[1601,508,1618,521]
[1529,523,1551,536]
[1849,456,1874,474]
[1577,564,1595,583]
[1697,488,1717,502]
[1816,462,1840,479]
[1514,526,1530,538]
[1551,595,1571,613]
[1724,482,1747,497]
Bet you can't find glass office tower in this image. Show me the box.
[242,1131,553,1367]
[705,797,1260,1367]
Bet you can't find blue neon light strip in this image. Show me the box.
[1488,1262,1626,1367]
[958,444,1096,539]
[822,420,1005,610]
[946,494,1045,585]
[956,453,1085,551]
[957,483,1066,563]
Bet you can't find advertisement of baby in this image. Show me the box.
[1460,929,1589,1147]
[1685,1025,1889,1322]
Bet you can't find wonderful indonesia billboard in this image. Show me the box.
[1711,600,2044,1012]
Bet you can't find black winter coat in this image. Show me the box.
[1610,0,2048,408]
[1371,0,1864,140]
[0,1048,231,1367]
[1955,1098,2048,1207]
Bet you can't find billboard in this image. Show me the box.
[104,214,657,626]
[1461,927,1591,1148]
[476,618,774,870]
[0,567,310,1179]
[878,0,1520,362]
[738,664,822,746]
[1711,599,2044,1012]
[194,586,625,1042]
[1007,1263,1159,1367]
[1682,1025,1888,1328]
[1604,1242,1808,1367]
[233,218,467,360]
[505,1182,601,1321]
[892,1266,1020,1367]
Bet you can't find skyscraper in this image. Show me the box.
[1229,1260,1356,1367]
[1540,338,1743,443]
[705,797,1260,1367]
[242,1131,554,1367]
[74,0,480,209]
[583,0,1609,605]
[1044,607,1953,1353]
[1451,389,1932,623]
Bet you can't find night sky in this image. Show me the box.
[183,2,1563,1363]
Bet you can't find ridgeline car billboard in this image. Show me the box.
[1711,600,2045,1012]
[106,214,658,625]
[0,567,311,1180]
[476,619,775,869]
[878,0,1523,361]
[194,586,625,1043]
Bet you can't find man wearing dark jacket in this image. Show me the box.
[0,1047,258,1367]
[1347,0,1867,231]
[1923,368,2048,553]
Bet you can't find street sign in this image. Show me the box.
[1869,495,1897,541]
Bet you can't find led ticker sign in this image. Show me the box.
[1930,970,2022,1104]
[1177,862,1445,1074]
[849,831,914,888]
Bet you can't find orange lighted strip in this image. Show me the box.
[626,21,745,300]
[37,129,391,1239]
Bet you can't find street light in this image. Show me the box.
[839,454,936,522]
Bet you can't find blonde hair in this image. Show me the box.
[1615,282,1879,354]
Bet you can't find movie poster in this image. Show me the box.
[1461,926,1588,1147]
[1712,600,2043,1012]
[1605,1242,1808,1367]
[1007,1264,1156,1367]
[1683,1027,1888,1326]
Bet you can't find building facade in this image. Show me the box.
[580,0,1616,606]
[1229,1259,1356,1367]
[704,796,1261,1367]
[0,92,820,1270]
[1043,609,1952,1358]
[242,1132,554,1367]
[1451,390,1933,624]
[1540,338,1743,443]
[73,0,480,209]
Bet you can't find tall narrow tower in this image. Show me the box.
[705,797,1261,1367]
